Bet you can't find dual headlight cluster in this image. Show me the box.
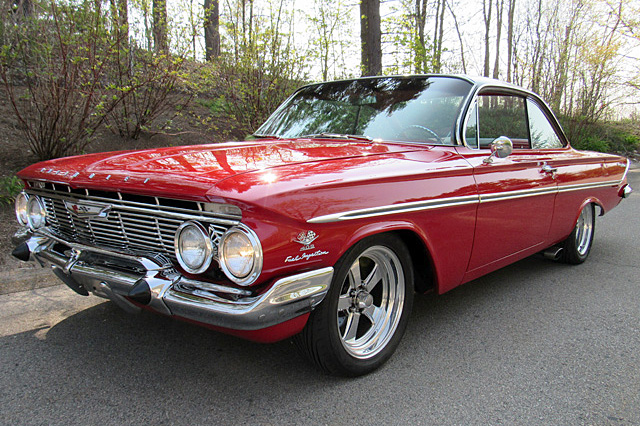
[16,191,261,285]
[174,221,262,286]
[15,192,46,231]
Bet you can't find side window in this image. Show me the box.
[465,103,478,148]
[527,99,563,149]
[477,95,530,149]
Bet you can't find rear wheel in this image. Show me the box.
[294,234,414,376]
[560,203,595,264]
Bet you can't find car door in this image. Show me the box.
[457,92,557,278]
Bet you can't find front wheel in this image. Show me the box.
[294,234,414,376]
[560,203,595,264]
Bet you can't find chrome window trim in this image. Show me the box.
[307,179,623,223]
[457,82,570,150]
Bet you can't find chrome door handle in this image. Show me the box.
[541,164,557,174]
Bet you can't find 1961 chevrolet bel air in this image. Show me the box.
[12,75,632,376]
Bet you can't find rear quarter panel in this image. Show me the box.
[548,148,628,244]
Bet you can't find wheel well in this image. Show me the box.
[391,230,435,294]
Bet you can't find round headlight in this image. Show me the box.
[15,192,29,225]
[26,196,46,230]
[174,221,214,274]
[219,226,262,286]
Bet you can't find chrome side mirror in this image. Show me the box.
[483,136,513,164]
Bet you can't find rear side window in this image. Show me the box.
[477,95,530,149]
[527,99,563,149]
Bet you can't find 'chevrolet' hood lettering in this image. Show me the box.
[17,140,418,199]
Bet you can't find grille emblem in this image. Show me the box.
[64,200,112,219]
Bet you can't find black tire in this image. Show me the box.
[294,233,414,376]
[560,203,595,264]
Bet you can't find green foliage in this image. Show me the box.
[103,49,192,139]
[304,0,353,81]
[0,176,23,206]
[383,0,434,74]
[203,0,307,134]
[560,115,639,154]
[572,136,611,153]
[0,1,124,160]
[0,0,192,159]
[196,96,228,114]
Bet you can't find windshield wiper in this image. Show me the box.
[300,133,373,142]
[250,133,282,139]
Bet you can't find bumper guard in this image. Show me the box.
[15,229,333,331]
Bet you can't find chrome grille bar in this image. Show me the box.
[30,183,240,260]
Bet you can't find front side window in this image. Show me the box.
[464,103,478,148]
[527,99,563,149]
[477,94,530,149]
[256,77,473,145]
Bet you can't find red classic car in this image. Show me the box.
[12,75,632,376]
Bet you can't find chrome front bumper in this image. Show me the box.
[15,229,333,331]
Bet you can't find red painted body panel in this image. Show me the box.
[214,145,479,294]
[456,146,557,272]
[16,136,629,340]
[177,313,311,343]
[18,140,415,201]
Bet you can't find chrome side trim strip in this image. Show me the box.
[307,179,624,223]
[307,195,480,224]
[479,186,557,202]
[557,180,621,193]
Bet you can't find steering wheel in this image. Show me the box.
[400,124,443,144]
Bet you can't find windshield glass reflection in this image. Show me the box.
[256,76,472,145]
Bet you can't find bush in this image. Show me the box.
[0,1,124,160]
[0,176,23,206]
[0,1,194,159]
[213,55,304,134]
[572,136,611,153]
[559,115,639,154]
[623,134,639,152]
[103,49,192,139]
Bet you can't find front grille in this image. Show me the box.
[27,182,241,260]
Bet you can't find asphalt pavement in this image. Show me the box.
[0,165,638,426]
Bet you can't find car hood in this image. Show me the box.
[18,139,420,199]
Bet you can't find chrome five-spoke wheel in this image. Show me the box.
[294,234,414,376]
[575,204,594,256]
[561,203,596,264]
[336,246,405,359]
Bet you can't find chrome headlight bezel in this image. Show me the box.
[218,225,263,286]
[26,195,46,230]
[174,221,214,274]
[15,191,29,225]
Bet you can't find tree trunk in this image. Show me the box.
[482,0,492,77]
[360,0,382,76]
[415,0,427,73]
[433,0,446,73]
[447,1,467,74]
[153,0,168,52]
[492,0,503,79]
[110,0,129,48]
[204,0,220,61]
[506,0,515,82]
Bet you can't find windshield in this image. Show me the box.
[255,76,473,145]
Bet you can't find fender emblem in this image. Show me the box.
[294,230,318,251]
[64,200,112,219]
